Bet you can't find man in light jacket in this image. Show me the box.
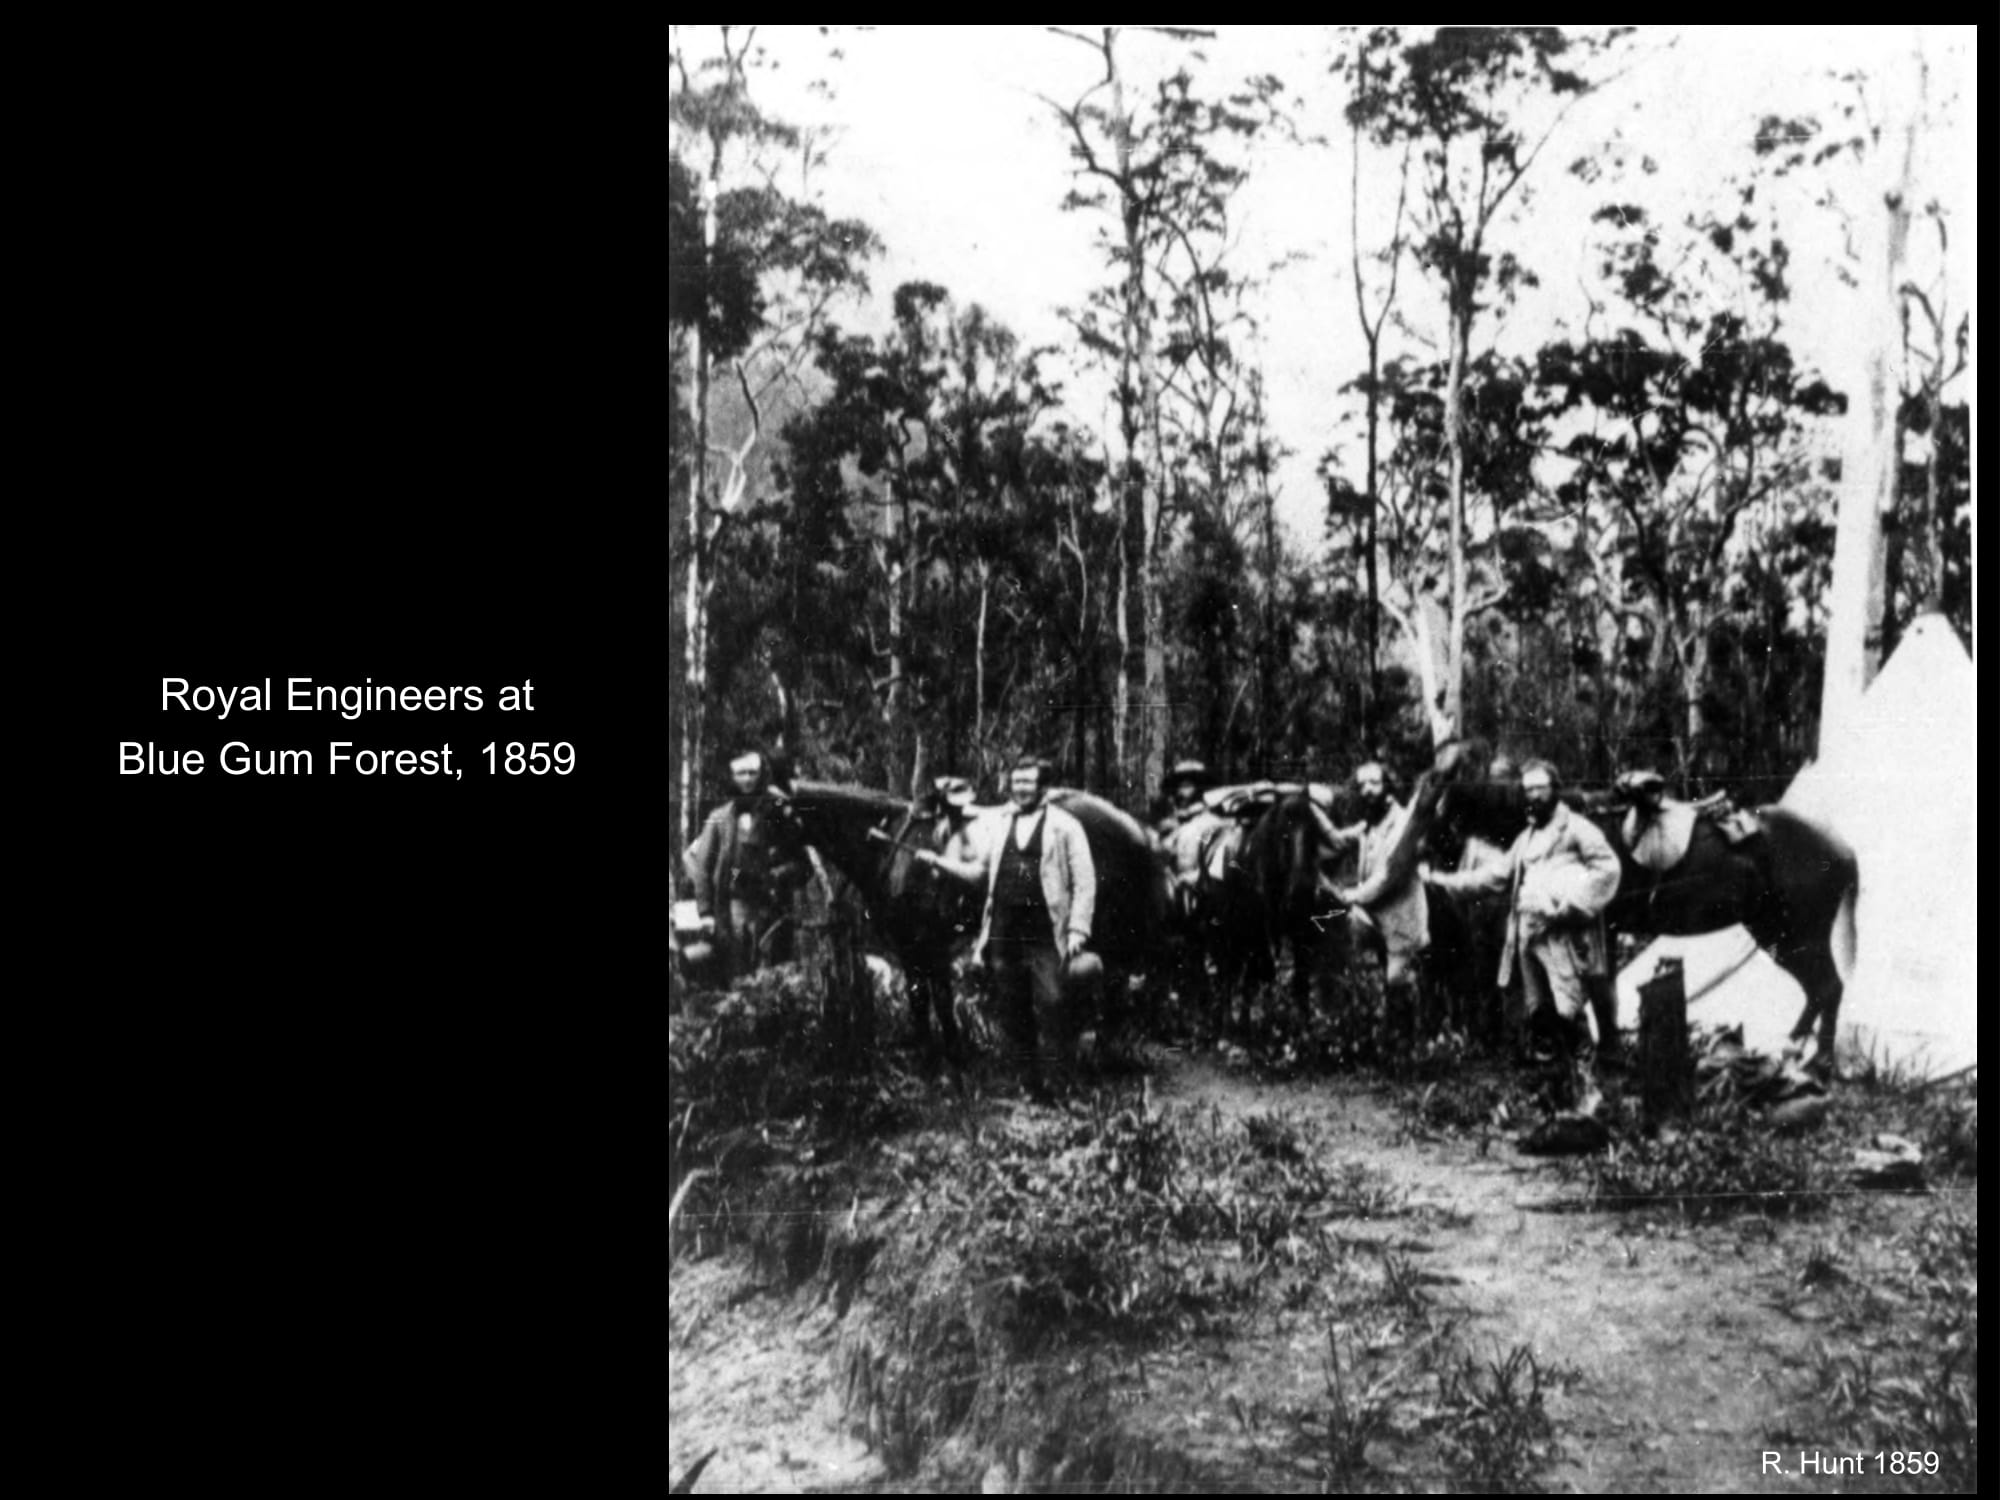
[1423,758,1621,1059]
[918,755,1095,1098]
[1330,762,1432,1048]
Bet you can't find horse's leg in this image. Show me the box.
[1772,935,1843,1063]
[1745,876,1842,1063]
[907,960,938,1057]
[1213,936,1240,1039]
[1291,923,1317,1018]
[930,955,964,1065]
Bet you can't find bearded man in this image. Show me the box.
[1423,759,1621,1060]
[1330,762,1432,1048]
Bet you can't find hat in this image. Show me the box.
[1166,759,1211,789]
[675,937,719,982]
[1063,950,1105,990]
[1617,769,1668,800]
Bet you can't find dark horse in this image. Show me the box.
[1430,756,1856,1057]
[1198,790,1341,1024]
[1196,742,1487,1033]
[776,780,1169,1060]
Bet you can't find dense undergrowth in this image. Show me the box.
[672,963,1975,1492]
[671,963,1587,1489]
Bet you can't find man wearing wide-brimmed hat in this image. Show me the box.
[1158,758,1213,832]
[682,748,812,983]
[1152,759,1229,1011]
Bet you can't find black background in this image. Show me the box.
[46,22,648,1470]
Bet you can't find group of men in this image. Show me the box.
[1157,755,1624,1064]
[680,749,1095,1097]
[681,744,1627,1091]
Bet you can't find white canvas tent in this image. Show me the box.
[1615,928,1808,1057]
[1780,614,1976,1079]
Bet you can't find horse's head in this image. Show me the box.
[1239,791,1330,930]
[780,782,908,894]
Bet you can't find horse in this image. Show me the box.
[1187,741,1485,1038]
[775,780,1169,1062]
[1174,789,1336,1028]
[1428,753,1856,1059]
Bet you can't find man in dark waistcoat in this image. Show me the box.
[919,755,1096,1099]
[682,749,811,983]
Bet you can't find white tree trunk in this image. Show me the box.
[1442,312,1470,740]
[974,566,990,752]
[1823,47,1920,750]
[1108,26,1168,802]
[678,168,721,855]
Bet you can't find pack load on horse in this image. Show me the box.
[1427,745,1856,1065]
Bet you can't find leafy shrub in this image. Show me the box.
[840,1089,1404,1482]
[1776,1194,1977,1492]
[1431,1345,1565,1493]
[1561,1102,1843,1219]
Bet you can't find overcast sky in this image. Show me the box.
[681,25,1975,544]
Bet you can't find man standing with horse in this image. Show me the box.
[1155,759,1231,1021]
[1423,759,1621,1066]
[682,748,813,984]
[1328,762,1432,1052]
[917,754,1096,1100]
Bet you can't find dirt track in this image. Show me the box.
[669,1048,1966,1493]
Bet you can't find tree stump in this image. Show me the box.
[1635,956,1695,1124]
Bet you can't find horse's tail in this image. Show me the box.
[1830,883,1856,984]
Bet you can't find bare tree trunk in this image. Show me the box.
[1824,42,1919,747]
[678,171,720,855]
[1107,27,1169,805]
[1113,487,1132,781]
[1683,626,1712,787]
[1442,306,1471,741]
[1260,463,1278,769]
[974,567,989,752]
[1363,388,1382,746]
[1386,591,1453,748]
[886,485,909,787]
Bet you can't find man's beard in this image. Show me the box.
[1526,802,1554,827]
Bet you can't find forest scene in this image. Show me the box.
[671,27,1973,1494]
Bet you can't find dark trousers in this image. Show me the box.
[987,941,1067,1088]
[724,898,791,981]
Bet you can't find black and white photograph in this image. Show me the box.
[669,26,1975,1493]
